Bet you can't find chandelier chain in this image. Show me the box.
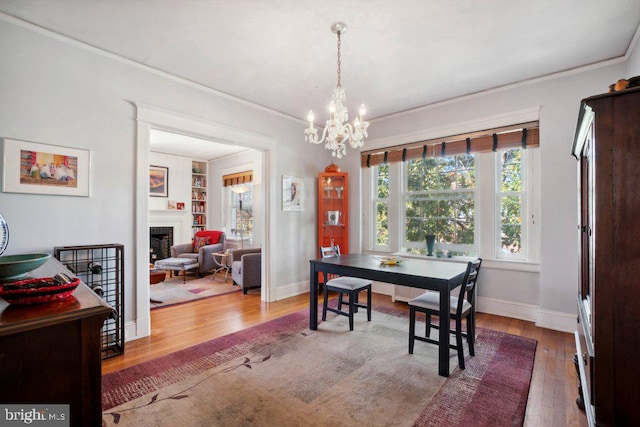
[336,30,342,87]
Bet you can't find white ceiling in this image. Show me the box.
[149,129,249,161]
[1,0,639,158]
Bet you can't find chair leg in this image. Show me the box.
[425,313,431,338]
[456,317,465,370]
[337,292,344,311]
[467,315,475,356]
[348,292,355,331]
[366,286,372,321]
[322,285,329,321]
[409,306,416,354]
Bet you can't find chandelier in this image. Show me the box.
[305,22,369,159]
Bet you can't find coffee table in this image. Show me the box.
[154,258,199,284]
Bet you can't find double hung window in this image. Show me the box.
[364,123,538,262]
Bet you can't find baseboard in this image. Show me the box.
[478,297,576,332]
[535,308,576,333]
[272,280,308,301]
[124,320,140,342]
[477,297,538,322]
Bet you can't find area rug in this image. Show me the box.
[102,306,536,426]
[150,274,240,309]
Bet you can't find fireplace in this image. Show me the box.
[150,227,174,263]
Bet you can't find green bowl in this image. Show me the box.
[0,253,51,281]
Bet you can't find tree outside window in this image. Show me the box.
[374,163,389,247]
[497,148,525,255]
[404,155,475,253]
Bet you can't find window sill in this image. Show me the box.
[385,251,540,273]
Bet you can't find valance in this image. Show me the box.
[222,170,253,187]
[361,121,539,168]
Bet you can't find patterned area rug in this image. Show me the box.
[102,306,536,426]
[150,274,240,309]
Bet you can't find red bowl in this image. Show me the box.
[0,277,80,305]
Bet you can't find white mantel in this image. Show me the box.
[149,210,191,244]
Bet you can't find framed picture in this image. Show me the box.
[1,138,90,197]
[150,165,168,197]
[282,175,303,211]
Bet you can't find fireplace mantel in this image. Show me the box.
[150,210,191,244]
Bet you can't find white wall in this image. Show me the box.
[0,18,328,339]
[148,152,193,244]
[337,61,626,331]
[627,33,640,75]
[0,14,635,337]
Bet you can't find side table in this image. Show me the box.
[212,252,231,282]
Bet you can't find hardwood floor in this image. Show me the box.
[102,291,587,426]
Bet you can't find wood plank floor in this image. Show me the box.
[102,291,587,426]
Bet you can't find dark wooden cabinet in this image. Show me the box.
[0,258,112,427]
[572,87,640,427]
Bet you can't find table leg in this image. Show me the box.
[182,269,186,284]
[310,264,318,330]
[439,288,451,377]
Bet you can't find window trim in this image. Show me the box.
[494,148,528,261]
[362,142,539,265]
[401,155,477,254]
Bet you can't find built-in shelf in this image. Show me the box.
[191,160,207,236]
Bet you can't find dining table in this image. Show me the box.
[309,253,469,377]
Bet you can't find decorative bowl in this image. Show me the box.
[374,256,404,266]
[0,253,52,281]
[0,276,80,305]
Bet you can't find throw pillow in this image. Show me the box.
[193,236,210,253]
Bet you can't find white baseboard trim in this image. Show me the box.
[272,280,308,301]
[477,297,576,333]
[124,320,141,342]
[535,308,577,333]
[477,297,538,322]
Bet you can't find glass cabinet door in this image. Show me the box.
[318,172,349,256]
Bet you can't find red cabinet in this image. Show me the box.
[318,168,349,256]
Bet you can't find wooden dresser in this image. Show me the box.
[0,258,112,426]
[572,86,640,426]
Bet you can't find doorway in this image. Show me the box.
[134,104,277,340]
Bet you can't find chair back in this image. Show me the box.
[455,258,482,315]
[465,257,482,306]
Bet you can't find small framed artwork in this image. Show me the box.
[150,165,168,197]
[176,202,185,210]
[282,175,303,211]
[167,200,177,210]
[1,138,90,197]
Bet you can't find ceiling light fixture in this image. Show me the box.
[305,22,369,159]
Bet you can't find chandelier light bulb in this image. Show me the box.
[304,21,370,159]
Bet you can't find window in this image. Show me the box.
[363,127,539,263]
[404,155,475,254]
[373,163,389,249]
[496,148,526,260]
[229,183,253,239]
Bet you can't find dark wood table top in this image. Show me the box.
[310,253,468,289]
